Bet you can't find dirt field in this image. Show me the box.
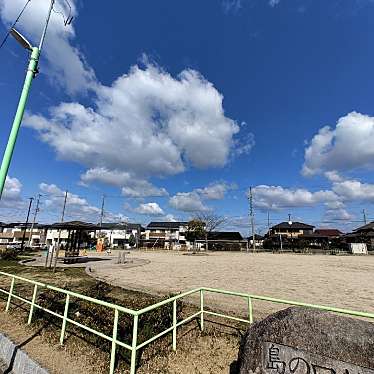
[89,251,374,319]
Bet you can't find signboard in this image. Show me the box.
[263,342,374,374]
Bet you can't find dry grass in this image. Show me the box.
[0,301,240,374]
[0,257,241,373]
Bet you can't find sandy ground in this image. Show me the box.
[89,251,374,319]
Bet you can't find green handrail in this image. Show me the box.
[1,271,373,374]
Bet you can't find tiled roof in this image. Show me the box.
[100,222,143,230]
[207,231,243,241]
[354,222,374,232]
[271,221,314,230]
[147,221,188,229]
[314,229,343,236]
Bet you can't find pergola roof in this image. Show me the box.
[49,221,100,230]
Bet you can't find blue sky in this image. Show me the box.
[1,0,374,233]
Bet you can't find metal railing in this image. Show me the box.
[1,271,374,374]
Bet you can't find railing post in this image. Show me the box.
[130,314,138,374]
[247,296,253,324]
[60,294,70,345]
[5,277,15,312]
[109,309,119,374]
[200,289,204,331]
[27,284,38,324]
[172,299,177,351]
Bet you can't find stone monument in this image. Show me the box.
[237,307,374,374]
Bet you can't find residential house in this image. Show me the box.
[99,222,144,248]
[269,221,315,238]
[0,222,48,247]
[142,222,189,249]
[346,222,374,250]
[300,228,344,250]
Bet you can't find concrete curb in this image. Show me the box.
[0,333,49,374]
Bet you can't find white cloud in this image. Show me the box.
[0,0,96,95]
[2,176,22,201]
[252,185,339,210]
[162,213,177,222]
[331,177,374,203]
[0,176,25,217]
[323,208,354,222]
[195,182,236,200]
[25,63,240,189]
[1,2,245,198]
[39,182,126,222]
[134,202,164,216]
[269,0,281,7]
[234,132,255,156]
[251,173,374,221]
[169,181,235,212]
[303,112,374,176]
[80,168,168,198]
[121,183,168,199]
[169,192,209,212]
[222,0,242,13]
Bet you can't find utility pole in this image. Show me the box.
[363,209,367,224]
[0,0,55,199]
[28,194,41,247]
[267,211,270,236]
[288,213,291,222]
[52,190,68,271]
[20,197,33,251]
[249,187,255,252]
[100,194,105,228]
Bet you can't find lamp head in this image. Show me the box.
[10,28,33,51]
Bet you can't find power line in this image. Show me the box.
[0,0,32,51]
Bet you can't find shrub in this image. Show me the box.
[34,281,183,368]
[0,248,18,260]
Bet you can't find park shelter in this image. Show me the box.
[195,231,245,251]
[49,221,100,261]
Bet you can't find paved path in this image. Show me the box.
[88,250,374,318]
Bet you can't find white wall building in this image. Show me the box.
[100,223,143,248]
[143,222,189,249]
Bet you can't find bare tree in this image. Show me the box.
[194,212,227,251]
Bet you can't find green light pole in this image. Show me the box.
[0,0,55,200]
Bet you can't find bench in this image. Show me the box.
[63,251,80,264]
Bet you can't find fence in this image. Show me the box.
[1,270,374,374]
